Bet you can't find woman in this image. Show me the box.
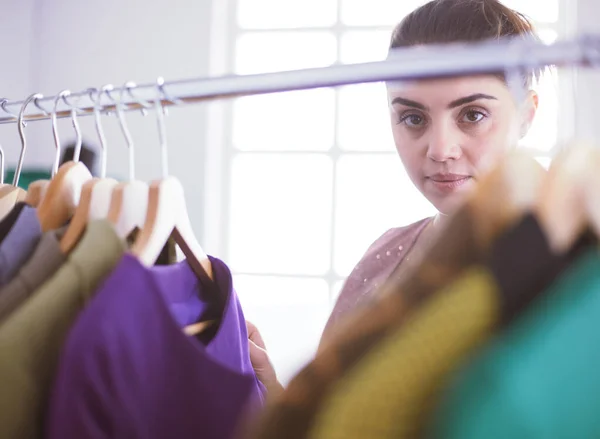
[250,0,541,394]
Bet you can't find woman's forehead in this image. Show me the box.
[386,75,509,100]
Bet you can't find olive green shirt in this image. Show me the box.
[0,220,125,439]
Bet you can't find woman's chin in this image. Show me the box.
[429,190,474,216]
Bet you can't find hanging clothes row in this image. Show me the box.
[247,144,600,439]
[0,85,266,439]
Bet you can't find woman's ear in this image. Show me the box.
[520,90,539,138]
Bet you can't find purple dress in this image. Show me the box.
[46,254,266,439]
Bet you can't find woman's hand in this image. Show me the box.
[246,320,284,398]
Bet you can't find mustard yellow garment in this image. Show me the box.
[308,267,499,439]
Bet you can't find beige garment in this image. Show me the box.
[0,220,125,439]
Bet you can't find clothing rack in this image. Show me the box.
[2,33,600,125]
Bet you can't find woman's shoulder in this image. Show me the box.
[321,216,433,343]
[364,217,433,258]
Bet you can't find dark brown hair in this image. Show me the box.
[390,0,542,86]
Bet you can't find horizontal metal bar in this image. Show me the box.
[1,33,599,125]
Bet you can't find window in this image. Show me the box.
[211,0,563,384]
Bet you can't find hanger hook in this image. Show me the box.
[62,92,84,163]
[33,95,52,117]
[0,98,18,185]
[105,82,136,180]
[88,86,108,178]
[155,77,170,178]
[125,81,153,115]
[51,90,70,176]
[14,93,44,187]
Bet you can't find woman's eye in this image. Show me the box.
[400,114,425,127]
[461,110,485,123]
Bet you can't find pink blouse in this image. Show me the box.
[321,217,432,343]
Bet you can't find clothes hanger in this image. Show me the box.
[104,82,151,240]
[130,78,213,278]
[129,77,214,336]
[37,90,92,233]
[60,88,117,253]
[582,146,600,238]
[86,87,119,221]
[23,96,54,207]
[0,96,35,216]
[533,141,598,254]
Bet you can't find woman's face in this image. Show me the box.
[388,75,537,214]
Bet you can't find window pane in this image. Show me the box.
[237,0,337,29]
[229,154,333,274]
[538,28,558,45]
[338,83,395,152]
[332,280,345,306]
[334,154,436,276]
[500,0,559,23]
[235,32,337,75]
[340,0,425,26]
[521,69,558,153]
[535,156,552,169]
[234,275,330,385]
[340,31,392,64]
[233,88,336,151]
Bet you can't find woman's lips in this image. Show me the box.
[426,174,473,191]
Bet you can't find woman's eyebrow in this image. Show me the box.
[447,93,497,109]
[391,97,428,111]
[391,93,497,111]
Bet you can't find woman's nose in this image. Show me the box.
[426,123,463,162]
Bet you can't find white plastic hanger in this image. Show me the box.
[87,87,119,220]
[105,82,151,240]
[0,96,35,217]
[22,96,56,207]
[60,88,117,253]
[37,90,92,234]
[130,77,213,279]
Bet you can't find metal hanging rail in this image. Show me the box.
[1,33,600,125]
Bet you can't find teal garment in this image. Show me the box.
[429,249,600,439]
[5,169,51,190]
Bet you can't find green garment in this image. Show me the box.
[0,220,125,439]
[429,249,600,439]
[5,169,51,190]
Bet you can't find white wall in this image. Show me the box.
[566,0,600,145]
[2,0,214,241]
[0,0,38,168]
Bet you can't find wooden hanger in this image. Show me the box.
[59,177,99,253]
[38,161,92,233]
[88,178,119,220]
[0,97,33,218]
[24,180,49,207]
[583,150,600,238]
[59,177,119,254]
[130,176,212,278]
[59,177,118,254]
[534,141,599,254]
[101,83,152,241]
[37,90,93,233]
[107,180,149,239]
[59,88,118,253]
[130,79,214,336]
